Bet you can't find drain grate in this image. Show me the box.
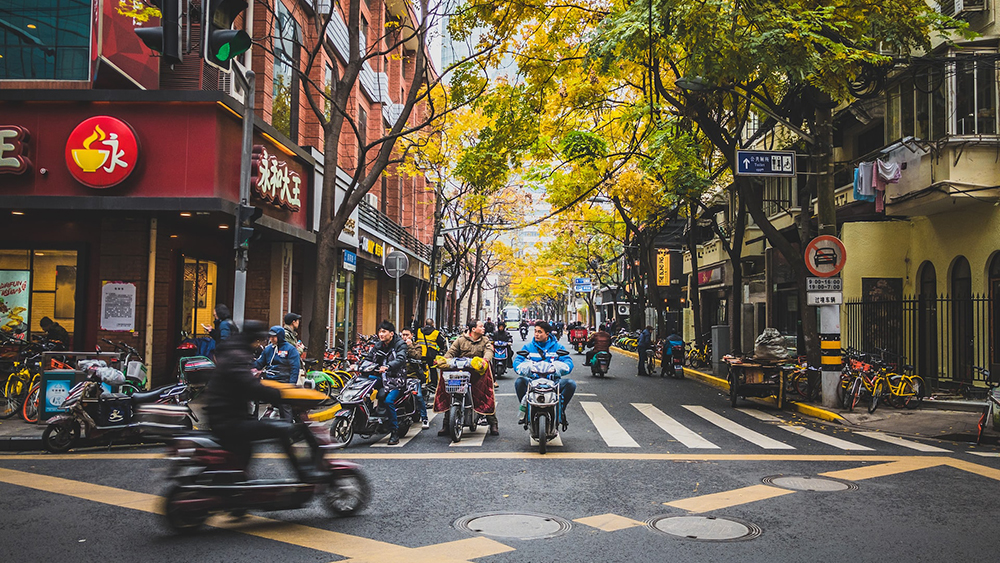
[762,475,857,492]
[647,515,761,542]
[454,512,572,540]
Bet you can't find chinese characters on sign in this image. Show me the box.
[735,149,796,177]
[100,282,136,331]
[0,126,31,174]
[64,116,139,188]
[656,249,671,286]
[251,145,302,211]
[806,292,843,306]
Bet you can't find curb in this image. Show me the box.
[0,436,42,452]
[609,346,845,424]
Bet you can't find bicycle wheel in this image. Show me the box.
[21,383,40,424]
[0,374,27,419]
[868,379,883,414]
[905,376,924,410]
[977,402,992,445]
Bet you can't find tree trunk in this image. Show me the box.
[727,182,748,355]
[688,200,704,346]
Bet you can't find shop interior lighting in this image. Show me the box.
[26,24,37,29]
[170,235,179,238]
[218,224,229,229]
[180,212,192,217]
[11,211,23,215]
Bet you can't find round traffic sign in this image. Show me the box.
[384,250,409,279]
[804,235,846,277]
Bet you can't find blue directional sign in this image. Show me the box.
[575,284,593,292]
[735,149,796,177]
[573,277,591,285]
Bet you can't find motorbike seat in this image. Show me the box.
[130,385,175,403]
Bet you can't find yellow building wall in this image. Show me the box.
[841,203,1000,300]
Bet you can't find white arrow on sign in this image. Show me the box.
[743,158,750,168]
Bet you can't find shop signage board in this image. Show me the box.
[656,249,671,286]
[807,277,842,291]
[804,235,847,278]
[698,266,723,285]
[65,116,139,188]
[807,292,843,305]
[100,282,136,331]
[251,145,302,211]
[735,149,796,177]
[575,284,593,292]
[0,126,31,174]
[343,250,357,272]
[573,278,590,285]
[0,270,30,332]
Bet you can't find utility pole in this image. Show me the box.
[815,95,842,409]
[232,69,255,328]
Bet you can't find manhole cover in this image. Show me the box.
[762,475,857,492]
[647,515,761,542]
[454,512,571,540]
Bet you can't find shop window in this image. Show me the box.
[181,258,217,337]
[0,0,90,80]
[0,249,78,342]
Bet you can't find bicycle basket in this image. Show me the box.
[444,372,470,395]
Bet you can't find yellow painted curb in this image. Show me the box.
[309,403,341,422]
[610,346,639,360]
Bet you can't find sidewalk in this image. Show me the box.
[609,346,997,445]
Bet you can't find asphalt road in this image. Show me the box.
[2,333,999,562]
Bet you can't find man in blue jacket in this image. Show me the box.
[512,321,576,426]
[254,325,301,420]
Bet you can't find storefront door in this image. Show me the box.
[180,257,218,338]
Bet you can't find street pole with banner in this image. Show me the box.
[342,250,357,359]
[384,250,409,330]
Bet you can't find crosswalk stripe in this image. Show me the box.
[854,431,950,452]
[777,425,873,450]
[632,403,719,449]
[736,408,783,422]
[530,434,564,447]
[371,413,436,448]
[968,452,1000,457]
[450,426,488,447]
[581,402,640,447]
[683,405,795,449]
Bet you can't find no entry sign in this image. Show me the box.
[804,235,846,278]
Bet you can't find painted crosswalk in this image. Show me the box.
[352,402,956,454]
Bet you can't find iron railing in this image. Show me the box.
[358,201,432,261]
[843,293,996,387]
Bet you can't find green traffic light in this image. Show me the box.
[212,30,252,63]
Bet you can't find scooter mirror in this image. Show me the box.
[516,350,529,358]
[556,349,570,357]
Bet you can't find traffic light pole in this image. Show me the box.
[232,68,255,329]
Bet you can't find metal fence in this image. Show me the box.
[358,201,432,261]
[843,294,995,387]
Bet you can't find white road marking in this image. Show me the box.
[682,405,795,449]
[736,408,783,422]
[854,431,951,453]
[450,425,488,447]
[777,425,873,451]
[529,434,564,447]
[632,403,719,449]
[968,451,1000,457]
[371,413,437,448]
[581,402,640,448]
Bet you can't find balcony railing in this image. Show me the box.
[358,201,432,262]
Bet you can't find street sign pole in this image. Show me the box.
[344,270,352,359]
[395,254,401,330]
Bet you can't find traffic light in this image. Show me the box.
[203,0,252,71]
[135,0,182,64]
[235,203,263,250]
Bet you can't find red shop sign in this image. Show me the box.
[64,116,139,188]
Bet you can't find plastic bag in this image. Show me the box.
[95,367,126,385]
[754,328,789,360]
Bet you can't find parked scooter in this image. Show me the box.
[329,362,421,446]
[515,349,571,454]
[161,383,369,533]
[438,357,480,443]
[42,367,198,453]
[590,351,612,378]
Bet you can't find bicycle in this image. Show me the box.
[842,353,883,414]
[685,339,712,369]
[974,366,998,445]
[871,348,924,410]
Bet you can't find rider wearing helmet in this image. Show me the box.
[512,321,576,426]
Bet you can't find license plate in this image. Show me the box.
[447,379,462,386]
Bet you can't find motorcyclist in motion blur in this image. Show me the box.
[205,320,324,482]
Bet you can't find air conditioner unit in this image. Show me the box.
[218,58,249,97]
[364,193,379,208]
[940,0,985,17]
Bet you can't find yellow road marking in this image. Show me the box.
[0,467,512,563]
[819,458,946,481]
[665,484,794,513]
[574,513,645,531]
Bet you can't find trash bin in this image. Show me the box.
[711,325,730,376]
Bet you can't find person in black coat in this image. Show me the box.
[364,320,409,445]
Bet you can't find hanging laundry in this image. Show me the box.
[873,158,902,212]
[856,161,875,202]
